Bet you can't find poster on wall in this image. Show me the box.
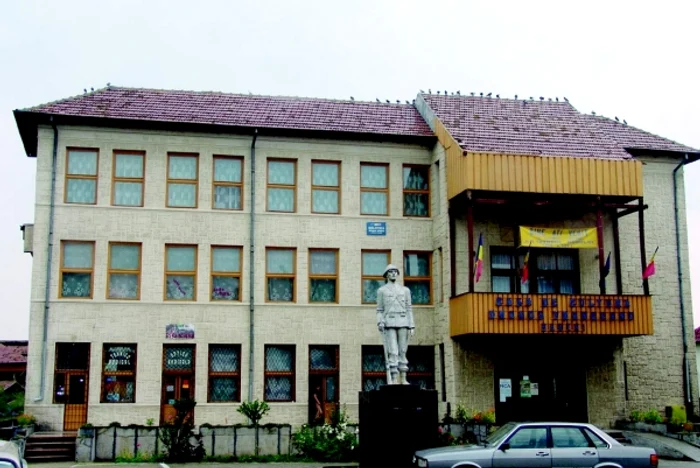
[520,376,531,398]
[499,378,512,402]
[166,323,195,339]
[519,226,598,249]
[531,382,539,396]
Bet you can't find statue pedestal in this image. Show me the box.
[359,385,438,468]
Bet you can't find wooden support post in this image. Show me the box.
[467,201,475,293]
[638,197,650,295]
[449,204,456,298]
[597,204,606,295]
[612,214,623,294]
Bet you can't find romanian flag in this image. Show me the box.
[521,249,530,284]
[599,252,611,288]
[474,233,484,283]
[642,246,659,280]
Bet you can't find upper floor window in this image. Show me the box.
[213,156,243,210]
[267,159,296,212]
[404,251,432,305]
[491,248,579,294]
[208,345,241,402]
[107,242,141,300]
[65,148,98,204]
[309,249,338,303]
[266,248,296,302]
[112,151,145,206]
[361,250,390,304]
[60,241,94,298]
[211,246,242,301]
[167,153,198,208]
[165,244,197,301]
[360,163,388,215]
[311,161,340,214]
[101,344,137,403]
[403,165,430,217]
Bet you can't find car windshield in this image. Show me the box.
[484,422,517,446]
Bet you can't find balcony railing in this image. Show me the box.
[450,292,652,337]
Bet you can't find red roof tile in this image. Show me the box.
[22,87,434,138]
[0,342,28,364]
[421,94,697,159]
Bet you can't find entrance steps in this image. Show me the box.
[24,432,76,463]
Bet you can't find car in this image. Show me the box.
[414,422,658,468]
[0,440,27,468]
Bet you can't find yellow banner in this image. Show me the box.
[519,226,598,249]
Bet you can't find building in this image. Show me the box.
[13,87,699,431]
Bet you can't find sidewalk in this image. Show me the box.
[45,463,359,468]
[624,431,700,461]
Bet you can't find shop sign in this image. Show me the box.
[519,226,597,249]
[166,323,195,339]
[165,348,193,370]
[366,222,387,236]
[104,345,135,372]
[499,378,512,402]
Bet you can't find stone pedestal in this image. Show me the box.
[359,385,438,468]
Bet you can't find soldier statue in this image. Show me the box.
[376,264,414,385]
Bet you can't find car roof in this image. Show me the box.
[0,440,21,462]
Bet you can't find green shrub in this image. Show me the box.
[158,398,204,462]
[16,413,36,426]
[643,409,663,424]
[629,410,644,422]
[236,400,270,426]
[669,405,687,426]
[292,407,358,462]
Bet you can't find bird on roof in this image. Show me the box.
[376,98,380,103]
[396,100,400,103]
[539,96,544,101]
[515,94,518,99]
[350,96,354,101]
[623,119,628,125]
[420,89,425,93]
[437,90,441,95]
[615,116,619,122]
[480,92,483,97]
[428,88,432,94]
[456,90,461,95]
[444,90,447,95]
[405,100,410,104]
[91,87,94,92]
[563,96,569,102]
[592,111,596,115]
[496,94,500,98]
[107,82,111,87]
[470,92,475,96]
[530,96,534,100]
[555,97,559,102]
[548,98,552,101]
[385,99,390,103]
[83,88,87,93]
[486,92,492,97]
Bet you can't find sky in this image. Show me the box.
[0,0,698,339]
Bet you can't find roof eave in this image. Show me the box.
[625,147,700,161]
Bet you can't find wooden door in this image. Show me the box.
[54,343,90,431]
[161,345,195,425]
[63,372,89,430]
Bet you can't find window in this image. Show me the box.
[360,163,389,215]
[266,248,296,302]
[403,165,430,217]
[507,427,548,449]
[311,161,340,214]
[267,159,296,212]
[65,148,98,204]
[213,156,243,210]
[265,345,295,401]
[361,345,435,391]
[211,246,242,301]
[404,251,432,305]
[208,345,241,402]
[107,243,141,299]
[60,241,94,298]
[309,249,338,303]
[490,248,579,294]
[583,428,609,448]
[101,344,137,403]
[53,343,90,404]
[165,245,197,300]
[112,151,145,206]
[491,248,524,294]
[361,250,390,304]
[167,153,198,208]
[551,427,590,448]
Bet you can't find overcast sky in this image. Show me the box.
[1,0,698,339]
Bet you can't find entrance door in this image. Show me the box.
[54,343,90,431]
[308,346,339,425]
[161,345,195,424]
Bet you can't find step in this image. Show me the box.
[25,454,75,463]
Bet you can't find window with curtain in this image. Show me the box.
[360,163,388,215]
[361,345,434,391]
[267,159,296,212]
[165,245,197,300]
[361,250,390,304]
[65,148,98,204]
[211,246,241,301]
[60,241,94,298]
[361,346,386,391]
[309,249,338,303]
[264,345,295,401]
[490,247,579,294]
[213,156,243,210]
[108,243,141,299]
[208,345,241,402]
[112,151,145,206]
[403,165,430,217]
[311,161,340,214]
[403,251,432,305]
[266,248,296,302]
[101,344,136,403]
[167,153,198,208]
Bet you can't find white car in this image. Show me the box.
[0,440,27,468]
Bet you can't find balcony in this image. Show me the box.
[449,292,653,337]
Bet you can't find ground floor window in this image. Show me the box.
[265,345,295,402]
[101,344,136,403]
[208,344,241,402]
[361,345,435,391]
[309,345,339,425]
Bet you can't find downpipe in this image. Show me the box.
[248,129,258,401]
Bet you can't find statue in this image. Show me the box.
[376,264,414,385]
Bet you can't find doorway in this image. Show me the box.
[161,345,195,424]
[308,345,339,425]
[54,343,90,431]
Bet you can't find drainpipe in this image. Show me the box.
[248,129,258,402]
[35,117,59,401]
[672,153,692,413]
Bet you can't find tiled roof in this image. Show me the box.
[421,94,698,159]
[0,342,28,364]
[20,87,434,138]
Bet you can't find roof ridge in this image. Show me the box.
[418,93,576,107]
[20,87,109,112]
[588,114,697,151]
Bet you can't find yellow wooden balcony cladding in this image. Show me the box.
[434,119,644,199]
[449,293,653,337]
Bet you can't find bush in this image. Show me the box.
[629,410,644,423]
[454,404,495,425]
[669,405,687,426]
[16,413,36,427]
[236,400,270,426]
[643,409,664,424]
[292,407,358,462]
[158,399,204,462]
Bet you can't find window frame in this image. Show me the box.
[100,343,137,404]
[266,158,297,213]
[212,155,244,211]
[265,247,297,303]
[308,249,339,303]
[207,344,241,403]
[264,344,296,402]
[311,160,341,214]
[210,245,243,301]
[106,242,142,300]
[361,345,435,391]
[164,244,198,301]
[111,150,145,207]
[403,250,433,305]
[360,162,389,216]
[402,164,431,217]
[490,247,580,294]
[166,152,199,208]
[59,240,95,299]
[64,147,99,205]
[361,249,391,305]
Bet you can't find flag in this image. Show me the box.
[474,233,484,283]
[521,249,530,284]
[642,246,659,280]
[602,252,611,278]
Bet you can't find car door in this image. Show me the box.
[550,426,599,468]
[493,426,551,468]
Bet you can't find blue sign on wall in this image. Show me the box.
[366,222,387,236]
